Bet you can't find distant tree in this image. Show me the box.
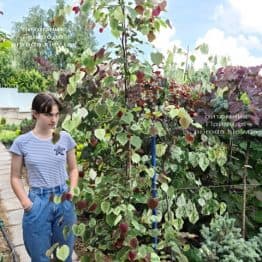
[12,6,47,69]
[12,0,97,71]
[69,11,97,58]
[0,31,17,87]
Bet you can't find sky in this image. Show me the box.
[0,0,262,67]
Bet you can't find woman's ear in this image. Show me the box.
[31,110,38,120]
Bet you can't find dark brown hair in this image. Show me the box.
[32,93,62,118]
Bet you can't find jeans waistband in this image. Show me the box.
[29,184,67,195]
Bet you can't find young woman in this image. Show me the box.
[9,92,78,262]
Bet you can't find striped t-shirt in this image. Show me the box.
[9,130,76,188]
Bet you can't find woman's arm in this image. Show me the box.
[67,148,79,194]
[10,154,32,210]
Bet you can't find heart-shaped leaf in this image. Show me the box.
[130,136,142,149]
[101,201,110,214]
[56,245,70,261]
[72,223,86,237]
[151,52,163,65]
[94,128,106,141]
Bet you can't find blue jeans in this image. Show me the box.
[22,184,76,262]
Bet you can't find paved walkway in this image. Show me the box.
[0,143,79,262]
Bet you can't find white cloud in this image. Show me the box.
[151,0,181,55]
[197,0,262,67]
[152,26,180,54]
[147,0,262,68]
[195,28,262,67]
[229,0,262,34]
[214,0,262,34]
[237,35,262,51]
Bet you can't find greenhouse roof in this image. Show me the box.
[0,88,36,112]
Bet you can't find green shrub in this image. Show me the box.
[0,129,20,146]
[249,228,262,259]
[16,69,47,93]
[2,123,18,131]
[19,118,34,134]
[0,117,6,125]
[200,214,261,261]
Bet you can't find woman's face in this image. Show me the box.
[34,104,60,130]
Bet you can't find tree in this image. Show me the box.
[12,0,97,71]
[12,6,47,69]
[0,31,17,87]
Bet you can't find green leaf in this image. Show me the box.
[187,201,199,224]
[63,225,71,240]
[106,213,116,226]
[132,219,146,233]
[109,17,121,38]
[219,202,227,215]
[67,71,85,96]
[101,201,111,214]
[151,52,164,65]
[156,143,168,157]
[88,218,96,227]
[167,186,175,198]
[192,122,202,129]
[53,195,61,204]
[0,40,12,49]
[170,145,183,163]
[198,198,206,207]
[188,152,198,168]
[102,76,115,87]
[196,43,209,54]
[168,107,179,119]
[252,210,262,223]
[130,136,142,149]
[255,191,262,201]
[240,92,251,106]
[138,245,148,257]
[116,133,128,146]
[199,188,213,200]
[82,55,96,71]
[56,245,70,261]
[52,71,60,83]
[76,107,88,118]
[175,206,186,219]
[173,218,184,230]
[207,149,216,162]
[161,183,169,193]
[190,55,196,63]
[151,252,161,262]
[112,6,124,21]
[198,154,209,171]
[45,243,59,258]
[113,215,122,226]
[121,111,134,124]
[132,152,141,163]
[89,168,97,180]
[154,121,166,136]
[176,194,186,207]
[62,115,81,132]
[94,128,106,141]
[72,223,86,237]
[73,187,80,197]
